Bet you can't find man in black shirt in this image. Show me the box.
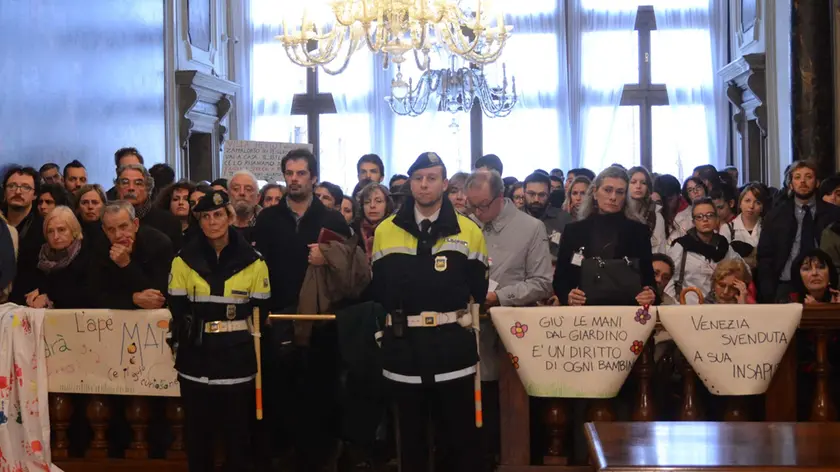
[2,166,45,304]
[115,163,183,251]
[254,149,351,470]
[95,201,173,309]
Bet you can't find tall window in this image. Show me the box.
[245,0,724,188]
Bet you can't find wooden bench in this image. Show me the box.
[585,422,840,471]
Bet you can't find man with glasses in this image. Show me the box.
[523,172,572,261]
[665,197,744,304]
[2,166,45,304]
[464,169,552,464]
[115,164,182,251]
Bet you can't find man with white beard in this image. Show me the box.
[229,170,261,245]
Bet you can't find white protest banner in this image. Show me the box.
[658,304,802,396]
[491,306,656,398]
[44,309,179,397]
[222,140,313,181]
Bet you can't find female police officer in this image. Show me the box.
[167,190,270,472]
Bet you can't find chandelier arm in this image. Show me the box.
[320,38,359,75]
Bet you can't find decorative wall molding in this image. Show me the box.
[176,70,238,180]
[720,54,768,182]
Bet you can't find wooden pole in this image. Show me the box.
[253,307,263,421]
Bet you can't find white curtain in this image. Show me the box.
[481,1,572,180]
[652,0,727,179]
[569,0,640,171]
[247,0,307,145]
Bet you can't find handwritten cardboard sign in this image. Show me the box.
[222,140,313,181]
[44,309,179,397]
[658,304,802,396]
[490,306,656,398]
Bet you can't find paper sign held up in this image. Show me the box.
[222,140,313,181]
[44,309,180,397]
[491,306,656,398]
[658,304,802,396]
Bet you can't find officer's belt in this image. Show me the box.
[204,320,250,334]
[386,310,471,328]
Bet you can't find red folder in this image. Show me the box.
[318,227,346,244]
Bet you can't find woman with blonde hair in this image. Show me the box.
[705,259,754,304]
[721,183,766,268]
[627,166,666,253]
[565,175,590,220]
[26,206,95,308]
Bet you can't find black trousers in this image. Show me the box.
[180,375,255,472]
[390,376,481,472]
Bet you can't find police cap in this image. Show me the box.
[407,152,446,177]
[193,189,229,213]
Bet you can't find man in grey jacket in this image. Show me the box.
[523,172,573,260]
[465,169,554,464]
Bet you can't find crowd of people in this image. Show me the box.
[1,147,840,472]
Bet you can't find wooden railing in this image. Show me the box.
[47,305,840,471]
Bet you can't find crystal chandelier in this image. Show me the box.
[386,56,517,118]
[275,1,512,75]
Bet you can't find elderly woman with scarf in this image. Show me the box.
[357,182,395,263]
[25,206,94,309]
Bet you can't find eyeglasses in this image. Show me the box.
[512,195,525,202]
[466,195,499,213]
[693,212,718,221]
[686,186,704,195]
[6,183,33,193]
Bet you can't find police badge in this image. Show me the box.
[213,193,223,206]
[226,305,237,320]
[434,255,447,272]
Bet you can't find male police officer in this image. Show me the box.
[372,152,489,472]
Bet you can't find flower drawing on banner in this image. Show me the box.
[0,410,6,425]
[31,440,43,453]
[509,353,520,370]
[630,340,644,356]
[634,307,651,325]
[510,322,528,338]
[21,316,31,335]
[0,376,7,390]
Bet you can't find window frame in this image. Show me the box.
[619,5,668,171]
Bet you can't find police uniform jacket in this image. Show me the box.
[372,197,489,383]
[167,227,270,380]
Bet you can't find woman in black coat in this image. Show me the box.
[553,166,657,306]
[25,206,95,309]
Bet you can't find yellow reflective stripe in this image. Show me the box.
[250,292,270,299]
[432,243,469,257]
[169,288,188,296]
[372,246,417,263]
[468,251,489,266]
[188,295,250,304]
